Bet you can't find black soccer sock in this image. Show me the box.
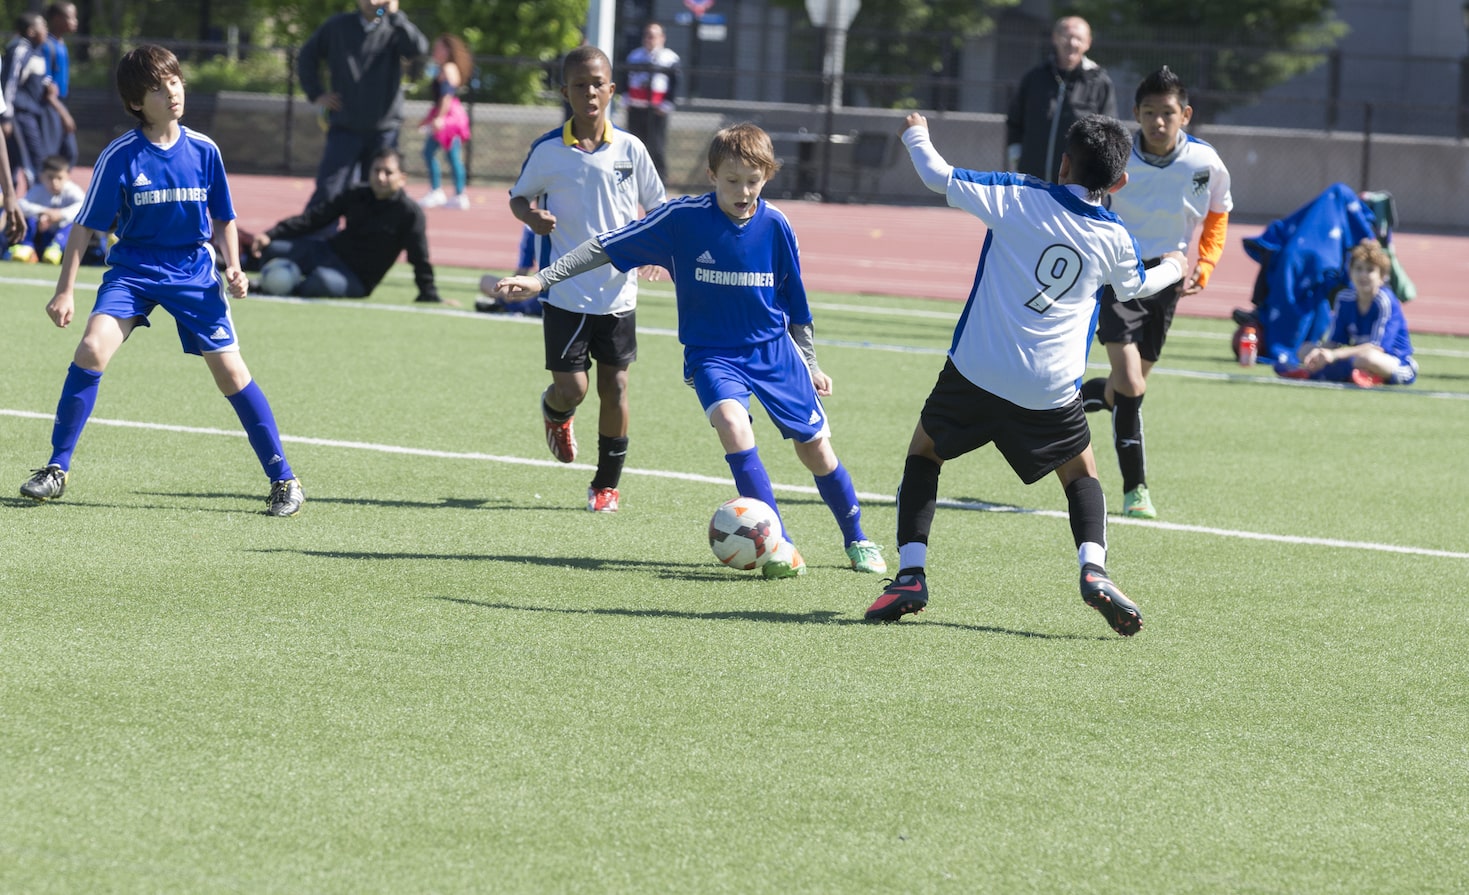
[896,454,941,547]
[1064,475,1107,550]
[1111,392,1146,493]
[591,435,628,490]
[1080,377,1112,413]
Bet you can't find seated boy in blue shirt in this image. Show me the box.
[1279,238,1417,387]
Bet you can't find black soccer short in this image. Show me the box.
[919,358,1090,485]
[543,304,638,373]
[1097,261,1183,363]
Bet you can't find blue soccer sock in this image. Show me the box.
[725,447,783,532]
[47,363,103,470]
[226,380,294,482]
[814,462,866,545]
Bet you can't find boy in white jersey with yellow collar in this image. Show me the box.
[866,113,1184,634]
[504,45,665,514]
[20,45,303,516]
[1079,66,1233,519]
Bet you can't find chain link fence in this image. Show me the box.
[57,31,1469,227]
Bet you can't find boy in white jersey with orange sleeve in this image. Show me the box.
[500,45,665,514]
[19,45,303,516]
[865,112,1184,634]
[1079,66,1233,520]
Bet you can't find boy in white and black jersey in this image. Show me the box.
[502,45,665,515]
[1079,67,1233,520]
[865,112,1185,635]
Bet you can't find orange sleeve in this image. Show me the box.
[1192,211,1229,288]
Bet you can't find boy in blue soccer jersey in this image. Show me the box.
[499,46,666,514]
[866,112,1185,634]
[1280,239,1417,387]
[494,123,886,579]
[19,45,304,516]
[1078,67,1234,520]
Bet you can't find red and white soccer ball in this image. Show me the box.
[709,497,784,571]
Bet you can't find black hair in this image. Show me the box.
[370,146,403,168]
[116,44,183,123]
[562,45,612,82]
[1135,65,1189,108]
[1064,114,1130,200]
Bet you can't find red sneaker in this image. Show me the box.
[1350,369,1384,389]
[587,486,619,513]
[865,571,928,621]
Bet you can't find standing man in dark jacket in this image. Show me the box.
[250,148,442,303]
[297,0,429,213]
[1005,15,1116,183]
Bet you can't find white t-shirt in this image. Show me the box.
[1110,132,1233,259]
[944,171,1169,410]
[509,119,665,315]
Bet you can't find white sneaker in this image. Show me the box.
[419,189,447,208]
[449,194,471,210]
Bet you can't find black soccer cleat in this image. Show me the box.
[266,477,305,517]
[865,569,928,622]
[20,464,67,501]
[1080,563,1142,636]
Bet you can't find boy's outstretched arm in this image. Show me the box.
[900,113,954,195]
[494,235,615,299]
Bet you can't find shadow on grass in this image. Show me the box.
[138,490,580,512]
[429,594,1109,640]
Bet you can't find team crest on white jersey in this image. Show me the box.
[696,250,715,264]
[132,172,152,187]
[1191,170,1210,195]
[614,160,634,187]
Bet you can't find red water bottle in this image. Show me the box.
[1239,325,1259,366]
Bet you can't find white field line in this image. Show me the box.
[3,407,1466,561]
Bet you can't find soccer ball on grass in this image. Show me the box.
[709,497,784,570]
[258,257,303,296]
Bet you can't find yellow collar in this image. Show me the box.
[562,118,614,146]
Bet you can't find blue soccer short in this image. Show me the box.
[685,336,830,443]
[91,250,238,356]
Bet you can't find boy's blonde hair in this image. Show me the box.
[707,123,782,180]
[1349,238,1390,276]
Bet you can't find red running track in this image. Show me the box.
[221,172,1469,337]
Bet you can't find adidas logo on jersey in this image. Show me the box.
[132,172,152,187]
[210,326,230,340]
[696,250,715,264]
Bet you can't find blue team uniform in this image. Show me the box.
[78,126,239,355]
[599,193,828,441]
[1319,285,1417,384]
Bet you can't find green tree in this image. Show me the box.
[242,0,590,103]
[1065,0,1347,118]
[772,0,1021,108]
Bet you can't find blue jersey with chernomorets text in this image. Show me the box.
[598,193,812,348]
[76,126,235,285]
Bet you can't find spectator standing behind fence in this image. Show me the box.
[418,33,472,210]
[297,0,428,213]
[623,22,680,180]
[41,2,76,165]
[1005,15,1115,182]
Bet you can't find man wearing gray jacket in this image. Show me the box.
[297,0,429,213]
